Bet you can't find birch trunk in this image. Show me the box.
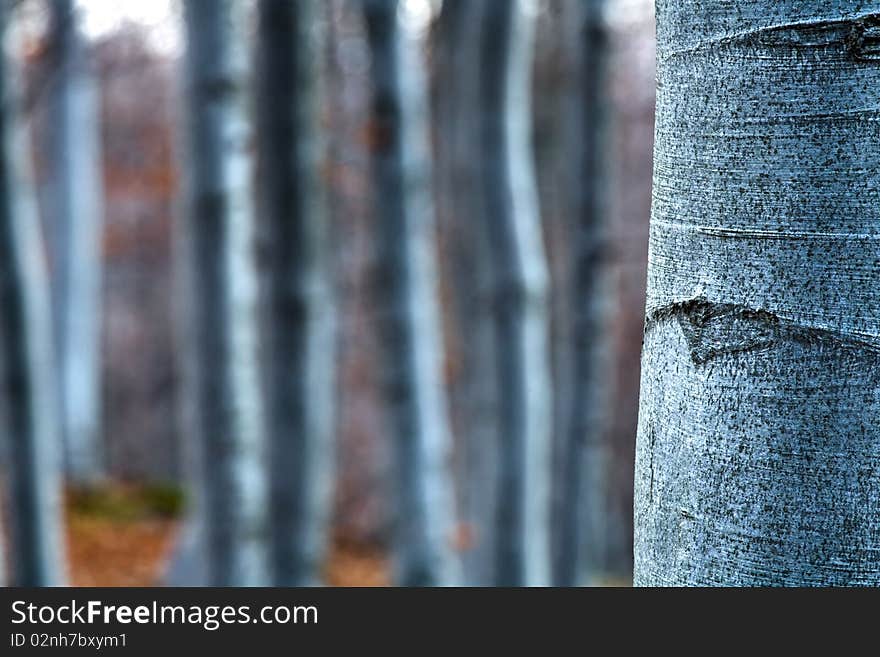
[48,0,105,486]
[0,2,67,585]
[180,0,267,586]
[256,0,336,586]
[635,0,880,585]
[362,0,460,586]
[480,0,552,586]
[554,0,612,587]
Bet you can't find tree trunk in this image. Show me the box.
[0,2,68,586]
[554,0,612,587]
[180,0,268,586]
[480,0,552,586]
[256,0,336,587]
[362,0,460,586]
[48,0,105,486]
[432,0,499,586]
[635,1,880,585]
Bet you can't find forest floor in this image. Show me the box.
[64,483,388,586]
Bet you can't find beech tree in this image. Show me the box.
[433,0,498,586]
[180,0,268,586]
[555,0,612,587]
[47,0,105,486]
[635,0,880,585]
[0,0,67,585]
[256,0,336,586]
[362,0,460,586]
[480,0,552,586]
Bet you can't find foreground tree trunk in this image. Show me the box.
[0,2,67,585]
[433,0,498,586]
[363,0,460,586]
[480,0,552,586]
[48,0,105,486]
[256,0,336,586]
[554,0,611,587]
[635,0,880,585]
[180,0,267,586]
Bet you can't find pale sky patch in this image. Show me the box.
[79,0,181,55]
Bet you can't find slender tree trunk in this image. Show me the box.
[433,0,499,586]
[48,0,105,486]
[362,0,460,586]
[256,0,336,586]
[635,1,880,586]
[480,0,552,586]
[555,0,612,587]
[0,2,67,586]
[180,0,268,586]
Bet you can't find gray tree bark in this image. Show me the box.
[180,0,268,586]
[48,0,105,486]
[362,0,460,586]
[554,0,612,587]
[433,0,499,587]
[480,0,553,586]
[256,0,336,587]
[635,0,880,586]
[0,1,68,586]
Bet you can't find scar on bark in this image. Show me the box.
[845,14,880,61]
[663,13,880,62]
[750,13,880,61]
[644,296,880,365]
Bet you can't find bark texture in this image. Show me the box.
[555,0,612,587]
[635,1,880,586]
[0,2,68,585]
[363,0,460,586]
[181,0,268,586]
[48,0,105,485]
[257,0,336,587]
[480,0,553,586]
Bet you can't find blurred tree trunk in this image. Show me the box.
[432,0,498,586]
[480,0,552,586]
[0,2,67,586]
[48,0,105,486]
[256,0,336,587]
[180,0,267,586]
[554,0,611,587]
[362,0,459,586]
[636,0,880,585]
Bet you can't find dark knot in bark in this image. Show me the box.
[644,296,880,366]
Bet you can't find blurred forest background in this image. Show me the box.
[0,0,655,586]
